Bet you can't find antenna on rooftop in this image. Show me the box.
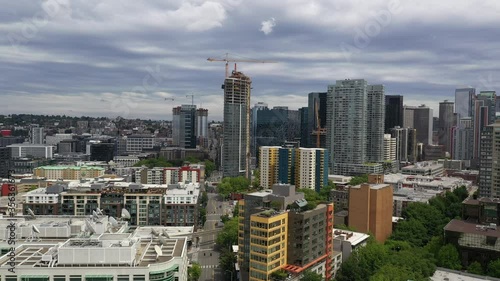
[27,224,41,242]
[154,245,163,259]
[85,219,96,235]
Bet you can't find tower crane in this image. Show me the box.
[186,94,194,106]
[313,99,326,148]
[207,53,277,181]
[207,53,278,77]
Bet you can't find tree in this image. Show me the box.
[219,249,237,280]
[468,261,483,275]
[424,236,444,259]
[188,262,201,281]
[370,264,415,281]
[391,219,429,247]
[402,202,447,238]
[437,244,462,270]
[300,270,322,281]
[217,177,251,198]
[204,160,216,178]
[199,208,207,226]
[488,259,500,278]
[348,175,368,186]
[270,270,287,281]
[252,168,260,189]
[216,217,238,249]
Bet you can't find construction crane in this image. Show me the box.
[313,99,326,148]
[186,94,194,106]
[207,53,277,181]
[207,53,277,77]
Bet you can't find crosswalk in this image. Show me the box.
[201,264,219,269]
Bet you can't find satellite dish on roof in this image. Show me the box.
[27,208,36,219]
[159,236,167,246]
[109,216,118,227]
[162,229,171,239]
[32,225,41,234]
[121,209,131,219]
[154,245,163,256]
[85,219,96,235]
[96,208,103,216]
[151,228,160,236]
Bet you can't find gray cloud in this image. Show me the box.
[1,0,500,120]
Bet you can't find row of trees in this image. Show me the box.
[336,186,471,280]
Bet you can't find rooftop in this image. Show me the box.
[333,229,370,246]
[445,219,500,238]
[36,165,105,170]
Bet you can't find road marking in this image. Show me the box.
[201,264,219,269]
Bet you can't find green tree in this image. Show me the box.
[252,169,260,189]
[217,177,250,198]
[348,175,368,186]
[437,244,462,270]
[216,217,238,249]
[219,249,237,280]
[188,262,201,281]
[391,219,429,247]
[424,236,444,259]
[199,208,207,226]
[402,202,447,238]
[134,157,172,168]
[300,270,322,281]
[200,191,208,207]
[370,264,415,281]
[468,261,483,275]
[270,270,287,281]
[488,259,500,278]
[204,160,216,178]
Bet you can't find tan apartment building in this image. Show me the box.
[348,174,393,242]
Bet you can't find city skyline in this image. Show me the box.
[2,1,500,120]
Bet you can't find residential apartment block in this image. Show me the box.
[348,174,393,242]
[238,184,337,281]
[259,146,328,191]
[33,165,105,180]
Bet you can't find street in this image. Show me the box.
[191,185,235,281]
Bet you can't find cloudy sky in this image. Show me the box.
[1,0,500,121]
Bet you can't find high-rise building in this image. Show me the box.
[404,105,433,145]
[326,79,385,175]
[366,85,385,162]
[172,105,197,149]
[473,91,497,163]
[251,102,269,157]
[259,146,328,191]
[478,120,500,198]
[383,134,396,161]
[195,108,209,147]
[30,124,44,144]
[452,117,473,162]
[237,185,337,281]
[307,92,328,148]
[384,95,404,133]
[223,71,251,178]
[299,107,309,147]
[348,174,393,242]
[438,100,455,153]
[252,106,294,160]
[390,126,417,163]
[455,87,476,119]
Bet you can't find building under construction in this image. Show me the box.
[222,70,252,178]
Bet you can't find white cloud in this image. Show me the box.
[260,17,276,35]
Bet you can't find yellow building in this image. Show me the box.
[259,146,280,188]
[34,165,105,180]
[248,210,288,281]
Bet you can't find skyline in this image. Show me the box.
[2,0,500,121]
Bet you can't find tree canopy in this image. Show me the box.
[188,262,201,281]
[217,177,251,198]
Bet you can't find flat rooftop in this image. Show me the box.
[432,269,500,281]
[445,219,500,238]
[333,229,370,246]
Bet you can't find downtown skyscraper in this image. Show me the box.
[172,105,197,149]
[222,70,252,178]
[326,79,386,176]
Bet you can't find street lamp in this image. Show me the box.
[225,270,233,281]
